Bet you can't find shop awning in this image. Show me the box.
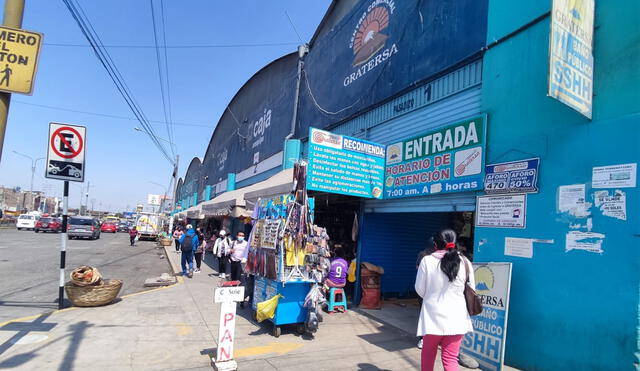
[200,168,293,218]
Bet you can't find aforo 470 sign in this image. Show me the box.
[384,115,486,198]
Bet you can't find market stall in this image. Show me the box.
[246,163,330,337]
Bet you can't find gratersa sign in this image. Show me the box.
[383,115,486,198]
[344,0,398,86]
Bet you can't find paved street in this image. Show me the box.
[0,228,172,324]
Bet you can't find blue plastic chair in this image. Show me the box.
[328,287,348,312]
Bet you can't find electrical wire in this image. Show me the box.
[160,0,176,155]
[150,0,175,157]
[72,0,172,162]
[61,0,173,164]
[69,0,171,162]
[43,41,299,49]
[12,100,211,127]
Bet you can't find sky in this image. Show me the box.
[0,0,331,212]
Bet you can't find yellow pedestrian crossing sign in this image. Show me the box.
[0,26,42,95]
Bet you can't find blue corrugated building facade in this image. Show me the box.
[174,1,639,369]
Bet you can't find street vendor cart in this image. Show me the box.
[247,163,330,337]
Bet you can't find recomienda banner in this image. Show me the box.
[308,127,386,199]
[460,262,513,371]
[296,0,488,135]
[383,115,486,199]
[548,0,594,119]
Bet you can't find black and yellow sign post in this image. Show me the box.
[0,0,43,162]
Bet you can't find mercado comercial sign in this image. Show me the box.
[384,115,486,199]
[308,127,386,199]
[460,262,512,371]
[548,0,594,119]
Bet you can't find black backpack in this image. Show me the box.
[181,235,193,252]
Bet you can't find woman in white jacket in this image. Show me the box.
[415,229,475,371]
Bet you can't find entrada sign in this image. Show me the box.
[384,115,486,198]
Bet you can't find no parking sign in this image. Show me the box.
[45,122,86,182]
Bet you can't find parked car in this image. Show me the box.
[67,216,101,240]
[117,222,130,232]
[16,214,38,230]
[35,217,62,233]
[101,222,117,233]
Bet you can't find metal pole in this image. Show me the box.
[84,180,90,216]
[0,0,24,162]
[168,154,179,233]
[59,181,69,309]
[29,159,34,209]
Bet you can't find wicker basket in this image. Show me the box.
[65,279,123,307]
[160,238,172,246]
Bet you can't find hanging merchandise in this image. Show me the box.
[247,162,333,337]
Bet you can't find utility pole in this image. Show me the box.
[0,0,24,162]
[84,180,90,215]
[13,151,44,211]
[168,154,179,233]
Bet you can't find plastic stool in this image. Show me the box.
[328,287,348,312]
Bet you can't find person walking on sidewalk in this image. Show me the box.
[214,230,231,279]
[172,228,183,253]
[415,229,474,371]
[229,231,248,281]
[129,226,138,246]
[193,228,205,273]
[179,224,199,278]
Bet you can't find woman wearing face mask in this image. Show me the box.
[229,231,248,281]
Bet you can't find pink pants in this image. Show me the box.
[421,334,464,371]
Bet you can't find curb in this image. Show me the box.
[162,244,181,275]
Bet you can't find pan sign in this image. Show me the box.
[45,123,86,182]
[0,26,43,95]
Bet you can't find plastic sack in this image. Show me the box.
[70,266,102,286]
[256,294,283,323]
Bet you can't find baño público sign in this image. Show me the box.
[384,115,486,199]
[460,262,512,371]
[308,127,386,199]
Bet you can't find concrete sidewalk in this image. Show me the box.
[0,246,484,370]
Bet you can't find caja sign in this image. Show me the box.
[383,115,487,199]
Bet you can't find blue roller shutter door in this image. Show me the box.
[360,211,450,298]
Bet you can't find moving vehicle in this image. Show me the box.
[16,214,38,230]
[135,212,160,240]
[67,216,101,240]
[103,215,120,224]
[101,222,117,233]
[117,222,130,232]
[35,217,62,233]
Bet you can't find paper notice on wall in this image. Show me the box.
[566,231,605,254]
[594,190,626,220]
[504,237,533,258]
[558,184,590,217]
[592,163,636,188]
